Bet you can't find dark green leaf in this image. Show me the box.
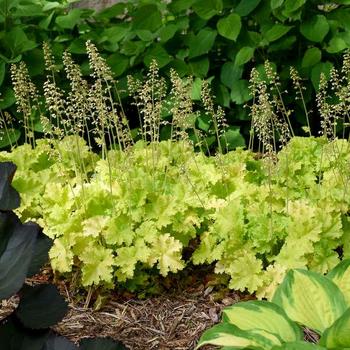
[217,13,241,41]
[0,61,5,87]
[56,9,83,29]
[0,129,21,149]
[94,3,127,19]
[169,0,196,13]
[282,0,307,18]
[107,53,129,76]
[193,0,223,20]
[102,25,130,46]
[0,211,19,257]
[234,47,255,66]
[300,15,329,42]
[188,57,209,77]
[264,24,293,42]
[16,284,68,329]
[230,79,251,104]
[159,24,179,43]
[221,127,246,150]
[271,0,284,10]
[311,62,333,91]
[302,47,321,68]
[188,28,217,59]
[132,5,162,32]
[135,30,155,42]
[24,48,45,76]
[235,0,261,16]
[79,337,127,350]
[326,36,347,53]
[0,88,16,109]
[220,62,243,89]
[121,41,146,56]
[68,38,87,54]
[144,45,172,68]
[5,27,37,55]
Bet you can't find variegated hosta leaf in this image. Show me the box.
[196,322,283,349]
[272,269,347,334]
[319,308,350,348]
[222,301,302,343]
[272,341,327,349]
[327,259,350,306]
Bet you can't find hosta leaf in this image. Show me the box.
[272,342,326,349]
[222,301,303,343]
[272,269,347,334]
[327,259,350,306]
[196,322,282,349]
[16,284,68,329]
[320,308,350,348]
[217,13,241,41]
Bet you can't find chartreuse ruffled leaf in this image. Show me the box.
[319,308,350,348]
[196,322,282,349]
[272,269,347,334]
[222,301,303,343]
[327,259,350,306]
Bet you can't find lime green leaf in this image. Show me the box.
[132,5,162,32]
[196,322,282,349]
[217,13,241,41]
[188,28,217,59]
[326,36,347,53]
[265,24,293,42]
[272,269,347,333]
[223,300,303,343]
[300,15,329,42]
[235,0,261,16]
[56,9,83,29]
[193,0,223,20]
[302,47,321,68]
[234,47,254,66]
[230,79,251,104]
[320,308,350,348]
[328,259,350,306]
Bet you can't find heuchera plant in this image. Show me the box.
[1,134,349,297]
[196,259,350,349]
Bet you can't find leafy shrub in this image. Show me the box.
[196,259,350,349]
[0,161,126,349]
[2,0,350,145]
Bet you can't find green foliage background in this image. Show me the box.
[1,0,350,145]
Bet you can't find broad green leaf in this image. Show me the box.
[311,62,333,91]
[135,30,155,42]
[217,13,241,41]
[235,0,261,16]
[189,57,209,77]
[169,0,196,13]
[0,128,20,148]
[107,53,129,77]
[264,24,293,42]
[144,44,171,68]
[193,0,223,20]
[272,342,326,350]
[282,0,307,18]
[328,259,350,306]
[220,62,243,89]
[300,15,329,42]
[0,88,16,109]
[221,127,246,150]
[132,5,162,32]
[326,36,347,53]
[56,9,83,29]
[222,300,303,343]
[230,79,251,104]
[159,24,178,43]
[68,38,86,54]
[94,3,126,19]
[234,47,255,66]
[302,47,321,68]
[43,1,61,11]
[5,27,37,54]
[188,28,217,59]
[102,25,130,45]
[272,269,347,334]
[271,0,284,9]
[196,322,282,349]
[320,308,350,348]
